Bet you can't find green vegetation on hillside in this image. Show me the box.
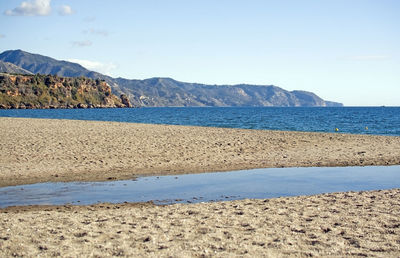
[0,73,130,109]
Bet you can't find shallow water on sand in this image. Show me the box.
[0,166,399,208]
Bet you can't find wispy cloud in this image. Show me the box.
[58,5,73,16]
[83,28,109,37]
[71,40,92,47]
[0,34,5,39]
[83,16,96,22]
[68,59,117,76]
[4,0,51,16]
[347,55,389,61]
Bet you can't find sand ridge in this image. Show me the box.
[1,189,400,257]
[1,117,400,187]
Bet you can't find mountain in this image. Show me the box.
[0,49,110,79]
[0,60,33,75]
[0,49,125,96]
[0,73,131,109]
[0,50,343,107]
[114,77,336,107]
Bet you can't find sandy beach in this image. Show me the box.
[0,117,399,187]
[1,189,400,257]
[1,117,400,257]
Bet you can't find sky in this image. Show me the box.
[0,0,399,106]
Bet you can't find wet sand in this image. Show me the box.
[0,117,399,187]
[1,117,400,256]
[1,189,400,257]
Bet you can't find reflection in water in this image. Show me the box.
[0,166,399,208]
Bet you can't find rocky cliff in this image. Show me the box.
[0,73,131,109]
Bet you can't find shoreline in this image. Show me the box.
[1,117,400,187]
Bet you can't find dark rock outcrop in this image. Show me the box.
[120,94,132,108]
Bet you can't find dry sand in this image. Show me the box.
[1,189,400,257]
[1,117,400,257]
[0,117,399,187]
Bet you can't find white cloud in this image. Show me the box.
[83,28,109,37]
[71,40,92,47]
[68,59,117,76]
[4,0,51,16]
[58,5,73,16]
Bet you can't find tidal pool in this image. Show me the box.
[0,166,399,208]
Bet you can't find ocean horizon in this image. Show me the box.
[1,106,399,136]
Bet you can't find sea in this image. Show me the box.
[1,106,399,136]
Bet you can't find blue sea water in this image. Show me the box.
[0,106,399,136]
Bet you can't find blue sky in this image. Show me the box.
[0,0,399,106]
